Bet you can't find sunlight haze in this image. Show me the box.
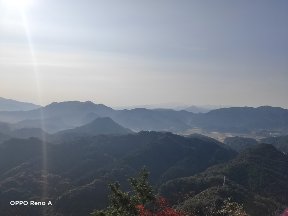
[0,0,287,108]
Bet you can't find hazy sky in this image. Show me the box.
[0,0,287,108]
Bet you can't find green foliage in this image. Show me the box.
[161,144,288,216]
[224,136,258,152]
[91,168,155,216]
[129,169,155,204]
[217,198,248,216]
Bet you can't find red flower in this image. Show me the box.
[282,208,288,216]
[156,197,169,208]
[136,202,184,216]
[136,204,153,216]
[136,197,184,216]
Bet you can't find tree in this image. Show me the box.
[91,169,249,216]
[91,168,184,216]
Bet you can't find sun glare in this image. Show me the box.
[2,0,34,11]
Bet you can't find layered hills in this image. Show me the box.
[1,100,288,135]
[1,132,288,215]
[0,132,235,216]
[0,99,288,215]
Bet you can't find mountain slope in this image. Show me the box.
[0,121,11,134]
[0,97,40,111]
[160,144,288,215]
[0,102,195,133]
[262,135,288,153]
[0,121,49,141]
[0,101,115,132]
[193,106,288,132]
[56,117,133,137]
[113,108,193,132]
[10,128,48,139]
[0,132,10,144]
[123,133,236,183]
[224,136,258,152]
[0,132,236,216]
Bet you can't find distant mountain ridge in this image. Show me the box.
[0,121,48,143]
[0,100,288,134]
[0,97,41,111]
[192,106,288,132]
[0,117,133,143]
[184,105,211,113]
[0,101,115,132]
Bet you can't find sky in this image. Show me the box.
[0,0,287,108]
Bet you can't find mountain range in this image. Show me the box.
[0,117,133,144]
[0,99,288,135]
[0,131,287,215]
[0,132,236,216]
[1,98,288,215]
